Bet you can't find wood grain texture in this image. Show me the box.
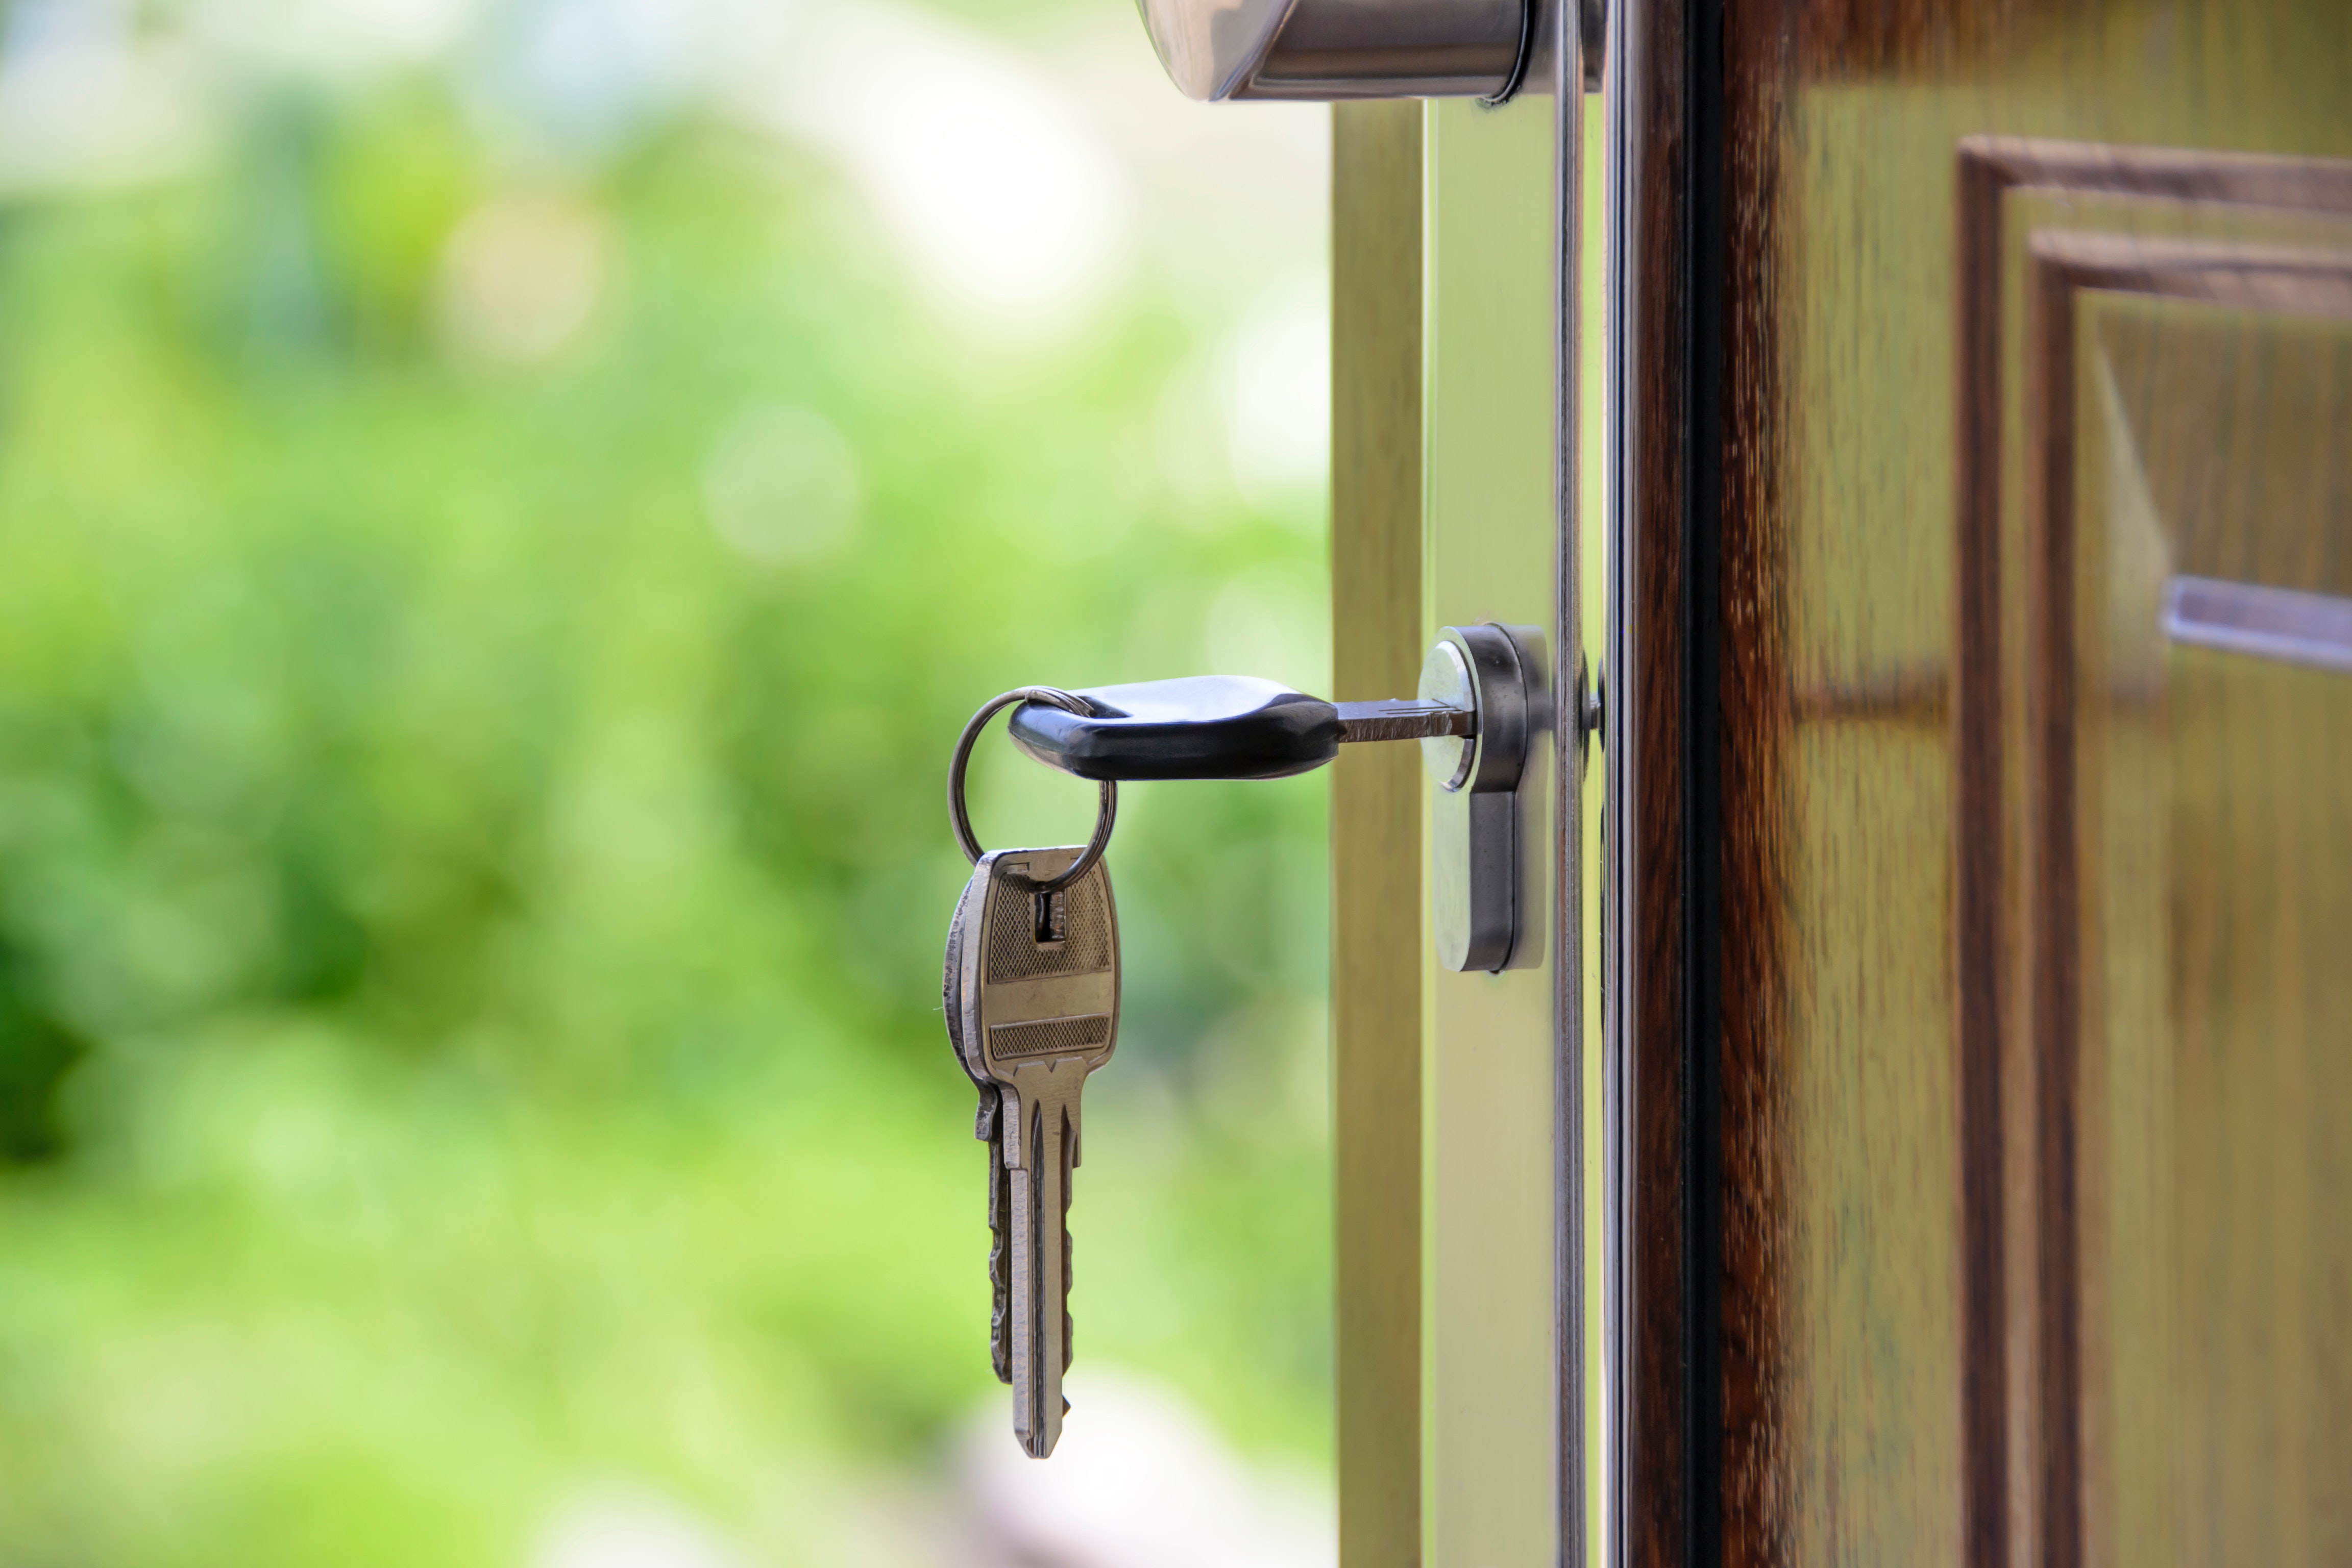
[2023,233,2087,1568]
[1957,146,2352,1568]
[1620,5,2352,1568]
[2022,235,2352,1568]
[1717,5,1796,1566]
[1954,135,2019,1568]
[1609,0,1696,1557]
[1330,99,1423,1568]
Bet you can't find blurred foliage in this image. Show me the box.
[0,20,1330,1564]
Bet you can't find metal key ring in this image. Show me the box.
[948,687,1117,892]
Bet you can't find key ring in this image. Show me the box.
[948,687,1117,893]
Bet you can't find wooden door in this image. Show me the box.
[1608,3,2352,1567]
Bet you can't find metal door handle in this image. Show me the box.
[1133,0,1603,103]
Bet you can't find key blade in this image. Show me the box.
[1333,697,1474,743]
[1004,1059,1088,1458]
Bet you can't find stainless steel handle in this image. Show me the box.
[1135,0,1564,102]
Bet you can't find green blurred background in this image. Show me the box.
[0,1,1335,1561]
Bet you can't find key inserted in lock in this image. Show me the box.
[1006,674,1472,781]
[1003,624,1538,973]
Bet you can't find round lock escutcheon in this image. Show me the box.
[1416,624,1528,793]
[1417,640,1476,790]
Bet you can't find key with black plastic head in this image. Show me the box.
[1006,674,1470,781]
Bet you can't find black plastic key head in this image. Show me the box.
[1008,676,1343,781]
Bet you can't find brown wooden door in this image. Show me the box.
[1606,4,2352,1566]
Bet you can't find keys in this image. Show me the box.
[939,662,1501,1454]
[939,655,1523,1452]
[943,843,1120,1458]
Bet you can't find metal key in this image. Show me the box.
[943,843,1120,1458]
[942,864,1013,1385]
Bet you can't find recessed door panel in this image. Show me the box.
[2053,277,2352,1568]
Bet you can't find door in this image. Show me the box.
[1152,0,2349,1562]
[1609,3,2352,1567]
[1126,10,1597,1558]
[1331,88,1588,1568]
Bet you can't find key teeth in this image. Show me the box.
[988,1136,1012,1386]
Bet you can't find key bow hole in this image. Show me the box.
[1032,889,1068,945]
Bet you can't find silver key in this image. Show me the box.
[943,843,1120,1458]
[942,867,1014,1386]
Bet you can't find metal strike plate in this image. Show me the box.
[1420,624,1533,973]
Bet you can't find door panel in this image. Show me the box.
[2046,269,2352,1568]
[1332,83,1582,1566]
[1962,142,2352,1568]
[1612,3,2352,1566]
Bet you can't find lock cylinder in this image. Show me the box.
[1419,624,1533,973]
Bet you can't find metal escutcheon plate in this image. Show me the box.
[1420,624,1533,973]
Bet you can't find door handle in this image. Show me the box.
[1133,0,1604,104]
[1000,626,1543,971]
